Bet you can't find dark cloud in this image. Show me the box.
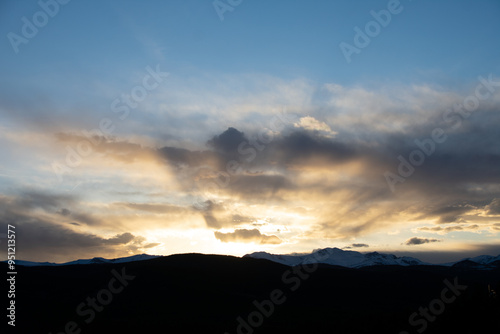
[69,212,102,226]
[58,208,71,216]
[193,200,261,229]
[127,236,161,250]
[0,214,147,261]
[428,204,476,223]
[404,237,442,246]
[0,192,100,228]
[485,198,500,215]
[343,243,369,249]
[157,127,362,178]
[271,131,356,165]
[207,127,247,153]
[159,146,220,168]
[9,193,101,226]
[104,232,135,245]
[155,128,367,206]
[0,192,155,261]
[351,243,369,248]
[214,229,282,244]
[229,174,293,197]
[194,200,222,229]
[203,215,220,229]
[410,199,498,226]
[12,191,74,212]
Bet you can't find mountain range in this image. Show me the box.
[4,251,499,333]
[11,247,500,269]
[12,253,161,267]
[245,248,500,269]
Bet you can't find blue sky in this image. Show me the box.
[1,0,500,263]
[3,0,500,86]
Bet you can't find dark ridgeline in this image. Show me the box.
[3,254,499,334]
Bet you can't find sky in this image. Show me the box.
[1,0,500,263]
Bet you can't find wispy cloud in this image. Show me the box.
[214,229,282,245]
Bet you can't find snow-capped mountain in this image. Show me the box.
[467,254,500,265]
[448,254,500,270]
[244,247,427,268]
[12,254,160,267]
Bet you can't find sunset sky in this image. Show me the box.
[1,0,500,263]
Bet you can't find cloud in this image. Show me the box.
[114,202,188,214]
[191,200,256,229]
[271,131,356,166]
[54,132,155,164]
[41,85,500,253]
[417,224,481,234]
[214,229,282,244]
[485,198,500,215]
[2,75,500,262]
[207,127,247,153]
[404,237,442,246]
[12,191,74,211]
[343,243,369,249]
[426,204,477,223]
[104,232,135,245]
[351,243,369,248]
[194,200,223,229]
[0,212,152,261]
[294,116,337,138]
[203,215,220,229]
[0,191,161,261]
[58,208,71,216]
[229,174,293,198]
[159,146,220,168]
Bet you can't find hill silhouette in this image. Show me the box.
[4,253,500,333]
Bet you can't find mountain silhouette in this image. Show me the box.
[4,252,499,334]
